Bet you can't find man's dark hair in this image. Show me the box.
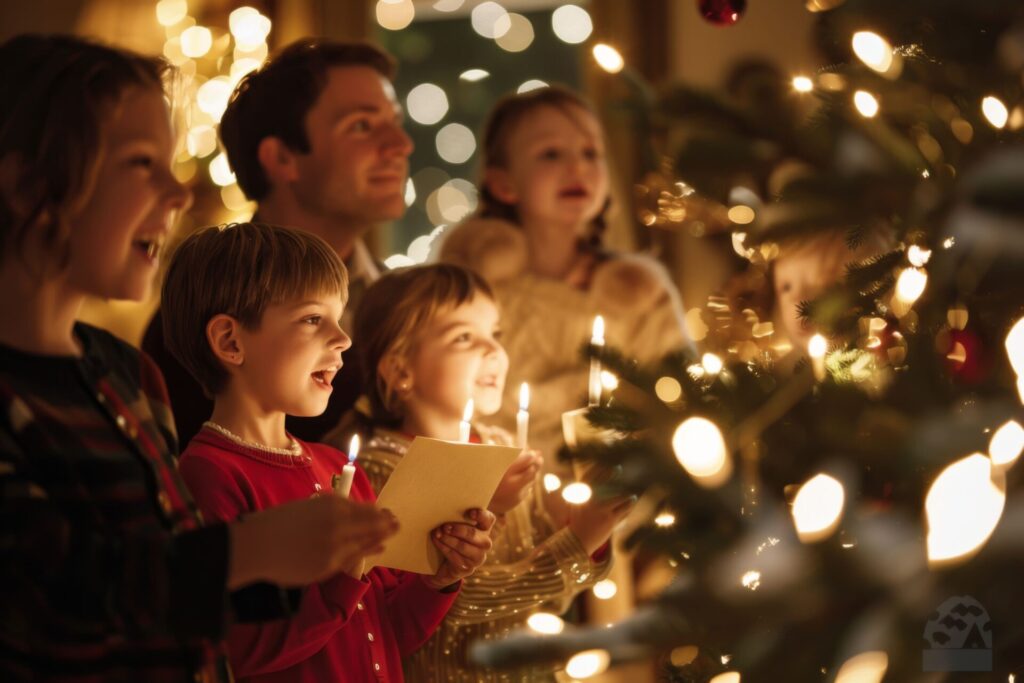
[220,39,396,201]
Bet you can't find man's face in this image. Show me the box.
[290,66,413,227]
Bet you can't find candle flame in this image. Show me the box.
[348,434,360,463]
[591,315,605,345]
[519,382,530,411]
[808,334,827,359]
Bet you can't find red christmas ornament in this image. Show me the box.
[942,328,989,384]
[698,0,747,26]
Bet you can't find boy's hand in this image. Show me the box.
[489,450,542,514]
[425,508,496,589]
[229,495,398,589]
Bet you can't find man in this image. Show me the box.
[144,39,413,443]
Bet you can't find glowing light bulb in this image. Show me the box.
[792,75,813,92]
[592,44,624,74]
[834,651,888,683]
[229,6,271,49]
[459,68,489,82]
[517,79,548,94]
[701,353,723,376]
[599,371,619,391]
[565,650,610,679]
[808,334,827,382]
[989,420,1024,470]
[791,473,845,542]
[709,673,741,683]
[1005,316,1024,375]
[562,482,593,504]
[543,473,562,492]
[654,512,676,527]
[551,4,593,44]
[155,0,188,27]
[180,26,213,58]
[592,580,617,599]
[907,245,932,267]
[854,90,879,118]
[895,267,927,304]
[852,31,893,73]
[672,417,731,488]
[728,205,756,224]
[208,153,236,187]
[527,612,565,634]
[982,96,1009,129]
[655,376,682,403]
[376,0,415,31]
[926,453,1005,566]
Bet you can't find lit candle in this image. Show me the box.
[588,315,605,407]
[459,398,474,443]
[808,334,827,382]
[332,434,359,498]
[516,382,530,448]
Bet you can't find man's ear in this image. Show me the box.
[378,353,413,394]
[256,136,301,187]
[206,314,245,367]
[484,166,518,205]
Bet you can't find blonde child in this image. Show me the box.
[0,35,390,682]
[160,223,494,682]
[325,263,632,682]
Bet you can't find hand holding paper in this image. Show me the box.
[367,436,521,575]
[425,508,496,589]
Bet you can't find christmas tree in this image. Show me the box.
[471,0,1024,680]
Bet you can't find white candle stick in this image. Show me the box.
[516,382,530,449]
[588,315,605,407]
[332,434,359,498]
[808,334,827,382]
[459,398,474,443]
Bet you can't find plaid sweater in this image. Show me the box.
[0,323,231,682]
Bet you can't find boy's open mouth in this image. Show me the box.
[132,236,164,261]
[558,185,589,199]
[312,364,341,388]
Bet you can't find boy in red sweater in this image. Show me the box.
[160,222,495,682]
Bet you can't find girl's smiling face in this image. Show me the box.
[486,103,609,235]
[67,86,191,301]
[402,293,509,422]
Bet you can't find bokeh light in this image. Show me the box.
[406,83,449,125]
[551,4,593,44]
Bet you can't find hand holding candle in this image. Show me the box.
[516,382,530,448]
[332,434,360,498]
[588,315,605,407]
[459,398,474,443]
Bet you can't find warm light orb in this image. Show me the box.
[834,651,888,683]
[852,31,893,73]
[543,473,563,492]
[404,178,416,207]
[155,0,188,27]
[792,75,813,93]
[592,44,624,74]
[1005,316,1024,375]
[186,125,217,158]
[565,650,611,679]
[527,612,565,634]
[562,482,593,504]
[791,473,845,542]
[551,4,593,44]
[600,371,619,391]
[895,267,927,304]
[672,417,731,488]
[655,376,682,403]
[470,1,510,39]
[853,90,879,118]
[406,83,449,125]
[926,453,1006,566]
[907,244,932,267]
[459,68,490,82]
[808,334,827,359]
[982,96,1009,129]
[709,673,741,683]
[180,26,213,58]
[592,580,617,600]
[376,0,415,31]
[229,6,271,49]
[435,123,476,164]
[702,352,724,375]
[495,13,534,52]
[196,77,233,120]
[727,205,756,224]
[208,153,236,187]
[517,79,548,94]
[654,512,676,527]
[989,420,1024,470]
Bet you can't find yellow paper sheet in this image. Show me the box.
[367,436,520,575]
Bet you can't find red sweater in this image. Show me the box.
[179,428,458,683]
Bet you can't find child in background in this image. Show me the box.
[0,35,391,682]
[325,264,632,682]
[161,223,495,683]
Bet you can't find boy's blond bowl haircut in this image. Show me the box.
[354,264,494,426]
[161,222,348,398]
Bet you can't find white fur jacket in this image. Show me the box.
[436,217,689,464]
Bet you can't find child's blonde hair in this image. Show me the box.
[355,264,495,426]
[0,34,168,268]
[161,222,348,397]
[478,85,610,252]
